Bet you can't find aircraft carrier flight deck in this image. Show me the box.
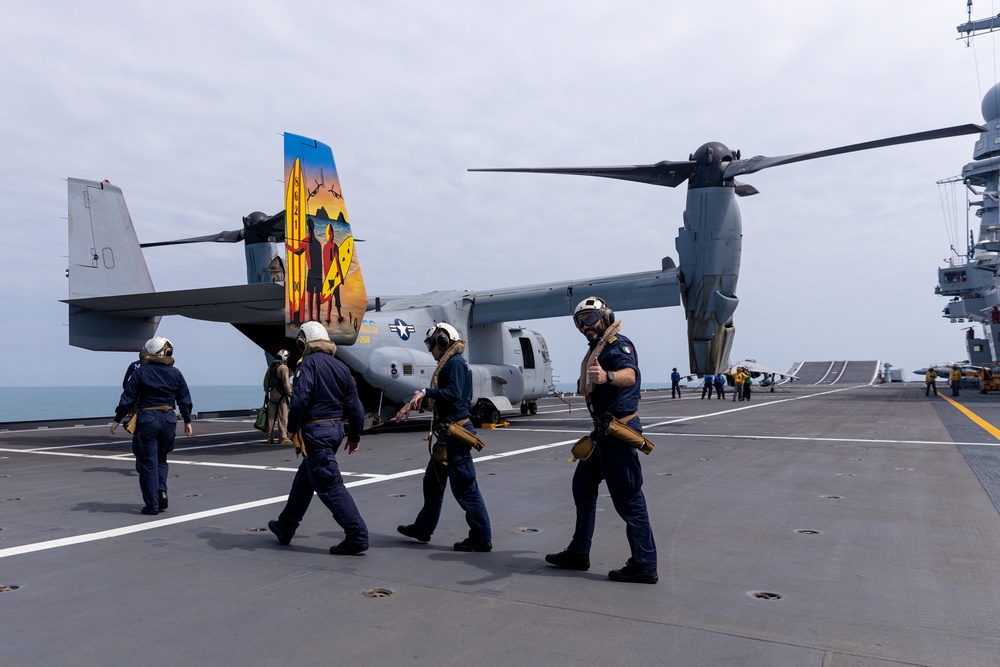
[2,382,999,667]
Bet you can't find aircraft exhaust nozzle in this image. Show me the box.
[709,290,738,326]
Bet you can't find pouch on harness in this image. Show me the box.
[597,413,655,455]
[124,405,173,434]
[429,418,486,462]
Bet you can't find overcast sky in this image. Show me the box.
[3,1,998,390]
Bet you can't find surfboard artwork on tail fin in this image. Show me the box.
[283,134,367,344]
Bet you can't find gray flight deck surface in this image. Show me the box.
[2,383,1000,666]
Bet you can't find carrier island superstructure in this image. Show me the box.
[938,82,1000,365]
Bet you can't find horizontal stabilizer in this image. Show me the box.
[63,282,285,325]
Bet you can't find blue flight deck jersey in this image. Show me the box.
[115,363,193,424]
[588,334,641,419]
[424,354,473,424]
[288,351,365,442]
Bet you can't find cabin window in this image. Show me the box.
[518,337,535,369]
[942,270,967,284]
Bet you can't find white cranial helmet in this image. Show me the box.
[296,321,330,350]
[277,349,290,362]
[572,296,613,329]
[423,322,461,350]
[144,336,172,356]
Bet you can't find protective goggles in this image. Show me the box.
[574,310,602,329]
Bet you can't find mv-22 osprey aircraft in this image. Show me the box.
[65,127,984,427]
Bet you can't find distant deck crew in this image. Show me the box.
[733,368,748,401]
[670,367,681,398]
[111,336,193,515]
[267,321,369,555]
[121,354,142,389]
[925,368,938,397]
[701,373,714,399]
[949,365,962,397]
[713,372,726,399]
[545,296,658,584]
[263,349,293,445]
[395,323,493,553]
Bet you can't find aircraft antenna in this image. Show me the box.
[958,1,1000,43]
[938,175,965,261]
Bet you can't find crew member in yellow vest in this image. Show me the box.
[949,365,962,397]
[924,368,938,397]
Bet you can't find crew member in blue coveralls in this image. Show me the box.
[395,322,493,552]
[121,353,142,389]
[670,367,681,398]
[701,373,714,399]
[545,296,658,584]
[267,321,370,555]
[713,372,726,399]
[111,336,193,516]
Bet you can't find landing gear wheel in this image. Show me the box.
[520,403,529,415]
[486,405,500,425]
[528,402,537,415]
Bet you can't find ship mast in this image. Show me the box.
[936,3,1000,363]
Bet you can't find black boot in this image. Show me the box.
[544,549,590,571]
[608,559,658,584]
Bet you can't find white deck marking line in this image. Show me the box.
[640,431,995,447]
[0,448,298,471]
[0,436,582,559]
[0,447,393,474]
[20,430,263,451]
[0,464,431,559]
[0,385,909,560]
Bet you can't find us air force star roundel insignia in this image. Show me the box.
[389,318,416,341]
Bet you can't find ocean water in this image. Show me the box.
[0,386,264,423]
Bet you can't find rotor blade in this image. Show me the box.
[469,161,697,188]
[141,229,244,248]
[723,123,985,180]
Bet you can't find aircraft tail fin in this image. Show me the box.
[66,178,159,351]
[283,134,368,344]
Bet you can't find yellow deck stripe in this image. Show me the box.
[939,394,1000,441]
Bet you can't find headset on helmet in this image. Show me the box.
[424,322,461,351]
[277,349,289,363]
[143,336,173,356]
[296,321,330,350]
[572,296,614,329]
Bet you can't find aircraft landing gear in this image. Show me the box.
[519,401,538,415]
[472,399,500,428]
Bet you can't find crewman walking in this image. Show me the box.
[925,368,939,397]
[111,337,193,515]
[263,349,293,444]
[268,321,369,555]
[545,296,658,584]
[395,323,493,552]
